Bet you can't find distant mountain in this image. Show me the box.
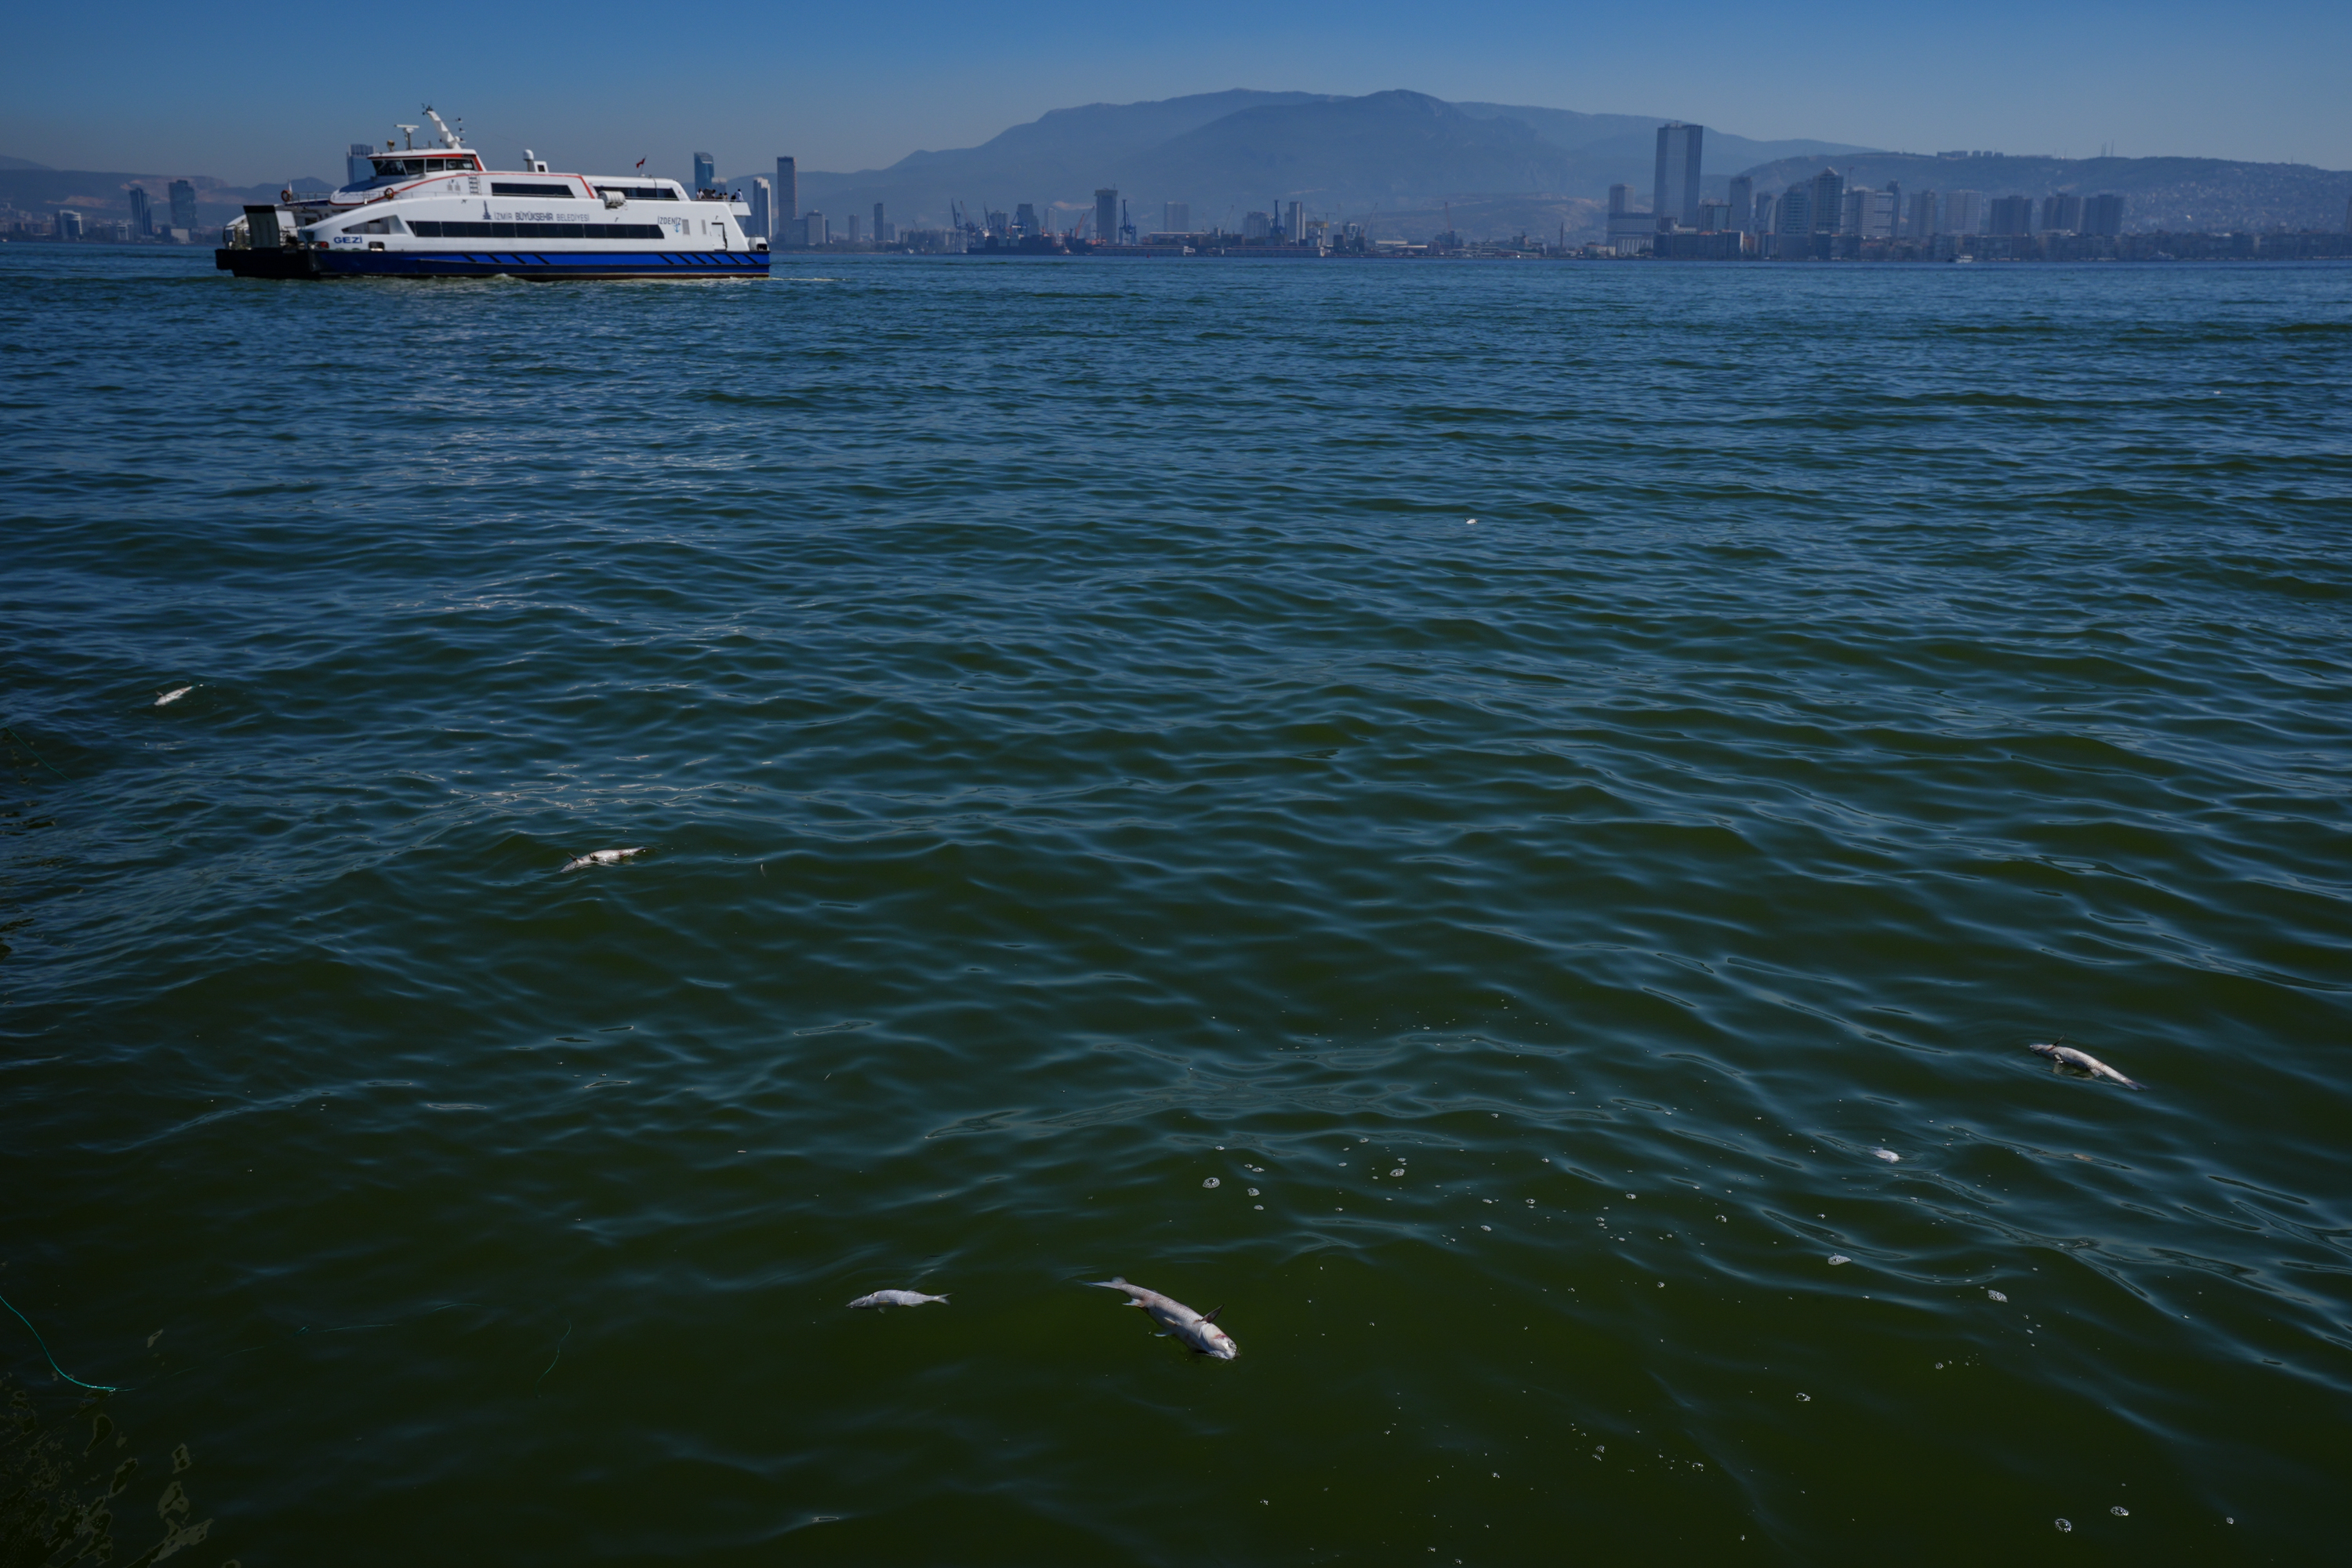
[796,89,1879,231]
[0,167,332,227]
[0,154,53,171]
[1737,151,2352,234]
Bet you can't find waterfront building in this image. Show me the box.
[1608,183,1631,216]
[1774,185,1812,238]
[1243,210,1271,240]
[1606,183,1658,252]
[800,211,826,246]
[693,152,716,191]
[1753,193,1778,235]
[347,143,374,188]
[1842,187,1897,239]
[1944,190,1981,236]
[775,158,797,224]
[168,180,197,230]
[1907,188,1938,238]
[1987,194,2035,235]
[847,214,860,243]
[1094,187,1118,242]
[1697,199,1729,232]
[1164,201,1189,232]
[1727,175,1754,234]
[746,176,771,240]
[876,201,891,242]
[1809,168,1843,234]
[1284,201,1303,243]
[2039,192,2083,232]
[127,185,152,236]
[1653,122,1704,229]
[2082,193,2125,237]
[56,209,84,240]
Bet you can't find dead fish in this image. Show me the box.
[1870,1148,1901,1163]
[154,685,194,706]
[847,1290,949,1309]
[2030,1040,2142,1090]
[1091,1276,1239,1359]
[560,848,646,873]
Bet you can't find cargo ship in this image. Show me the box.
[217,109,768,281]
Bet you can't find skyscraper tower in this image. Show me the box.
[1808,167,1844,234]
[1653,123,1704,229]
[1726,176,1754,234]
[167,180,197,231]
[1094,187,1118,242]
[775,157,797,227]
[746,176,771,241]
[1284,200,1303,244]
[693,152,716,191]
[127,185,153,236]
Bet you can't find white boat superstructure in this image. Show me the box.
[220,108,768,280]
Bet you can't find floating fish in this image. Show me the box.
[1092,1276,1238,1359]
[154,685,194,706]
[560,848,646,873]
[847,1290,949,1309]
[2030,1040,2142,1090]
[1871,1148,1901,1162]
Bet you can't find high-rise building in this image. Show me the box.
[127,185,152,236]
[775,158,797,227]
[1907,189,1938,238]
[1653,123,1704,229]
[1944,190,1981,236]
[1283,200,1303,243]
[847,213,861,243]
[1774,185,1812,237]
[2082,193,2125,237]
[693,152,716,191]
[1753,193,1778,235]
[1986,195,2035,235]
[1094,187,1118,242]
[1164,201,1189,232]
[1243,210,1271,240]
[1608,183,1631,217]
[1842,187,1896,239]
[1726,176,1754,234]
[746,177,771,241]
[168,180,198,230]
[347,143,374,187]
[56,209,84,240]
[1696,200,1728,232]
[1808,168,1843,234]
[877,201,891,241]
[801,211,826,246]
[2039,192,2083,232]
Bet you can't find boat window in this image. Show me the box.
[408,220,668,240]
[372,158,427,180]
[593,185,680,201]
[492,182,574,198]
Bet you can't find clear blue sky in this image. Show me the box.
[9,0,2347,183]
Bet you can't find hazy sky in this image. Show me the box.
[9,0,2347,183]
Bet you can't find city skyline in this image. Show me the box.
[6,0,2350,185]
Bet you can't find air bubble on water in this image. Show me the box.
[1247,1188,1260,1196]
[1828,1254,1852,1265]
[1203,1178,1220,1189]
[2111,1507,2129,1516]
[1392,1169,1406,1177]
[1872,1149,1900,1162]
[1796,1393,1811,1402]
[1988,1290,2009,1302]
[2055,1519,2071,1533]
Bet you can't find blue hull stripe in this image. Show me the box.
[312,249,768,278]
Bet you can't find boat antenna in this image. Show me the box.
[422,106,462,149]
[395,122,420,151]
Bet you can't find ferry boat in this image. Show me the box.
[218,108,767,281]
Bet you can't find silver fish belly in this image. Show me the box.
[561,848,645,872]
[154,685,194,706]
[2031,1042,2142,1089]
[1091,1276,1239,1359]
[848,1290,949,1308]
